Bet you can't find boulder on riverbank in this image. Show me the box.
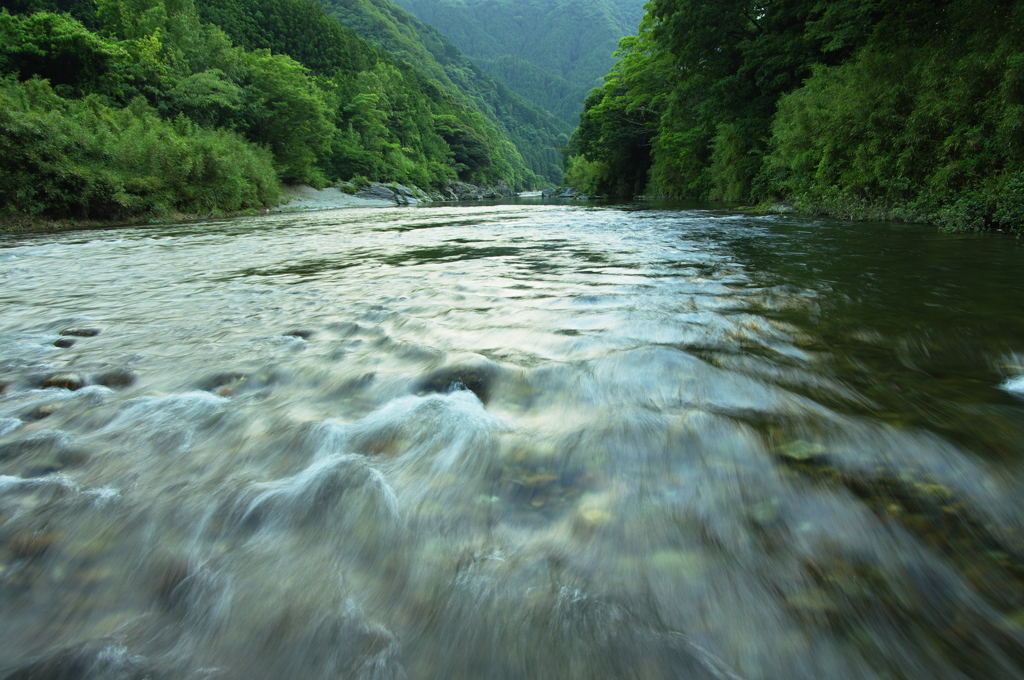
[277,185,393,211]
[280,180,517,210]
[355,182,429,205]
[542,186,590,199]
[443,180,515,200]
[352,179,517,203]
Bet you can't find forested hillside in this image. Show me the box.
[393,0,646,128]
[568,0,1024,232]
[305,0,569,182]
[0,0,560,224]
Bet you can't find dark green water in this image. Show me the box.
[0,202,1023,679]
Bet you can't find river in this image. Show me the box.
[1,201,1023,680]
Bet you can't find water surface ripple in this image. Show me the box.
[1,203,1024,680]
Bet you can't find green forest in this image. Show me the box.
[3,0,1021,232]
[0,0,566,223]
[393,0,646,128]
[567,0,1024,231]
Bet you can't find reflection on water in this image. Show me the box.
[1,203,1023,679]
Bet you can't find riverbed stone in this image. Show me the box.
[94,367,138,389]
[9,531,61,557]
[649,549,706,580]
[415,361,501,403]
[42,373,85,391]
[154,556,199,608]
[197,371,248,394]
[24,446,90,477]
[23,462,64,477]
[777,439,826,461]
[784,587,841,624]
[27,402,61,420]
[53,338,76,348]
[59,327,101,337]
[572,507,614,538]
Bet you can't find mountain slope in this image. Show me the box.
[392,0,646,127]
[314,0,571,183]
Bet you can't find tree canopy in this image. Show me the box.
[0,0,571,222]
[568,0,1024,231]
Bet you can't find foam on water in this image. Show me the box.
[1003,375,1024,395]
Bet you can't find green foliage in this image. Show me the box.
[0,10,126,95]
[567,28,671,196]
[312,0,565,185]
[0,77,278,220]
[765,1,1024,230]
[562,153,606,195]
[3,0,586,223]
[199,0,374,75]
[196,0,560,187]
[0,0,100,28]
[232,49,334,184]
[570,0,1024,231]
[162,68,242,127]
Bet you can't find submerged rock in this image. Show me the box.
[777,439,827,461]
[572,507,614,538]
[52,338,76,349]
[25,403,61,420]
[775,439,1024,614]
[23,445,90,477]
[59,328,100,337]
[285,329,316,340]
[9,531,61,558]
[0,431,90,469]
[154,556,199,607]
[196,371,248,395]
[1,639,152,680]
[41,373,84,391]
[415,362,501,404]
[94,368,137,389]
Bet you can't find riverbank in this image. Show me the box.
[0,182,516,236]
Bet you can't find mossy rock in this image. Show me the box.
[777,439,827,461]
[41,373,85,391]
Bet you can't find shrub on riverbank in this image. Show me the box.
[0,77,279,220]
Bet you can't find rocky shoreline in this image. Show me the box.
[279,180,517,212]
[0,181,523,235]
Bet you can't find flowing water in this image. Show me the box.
[1,201,1024,680]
